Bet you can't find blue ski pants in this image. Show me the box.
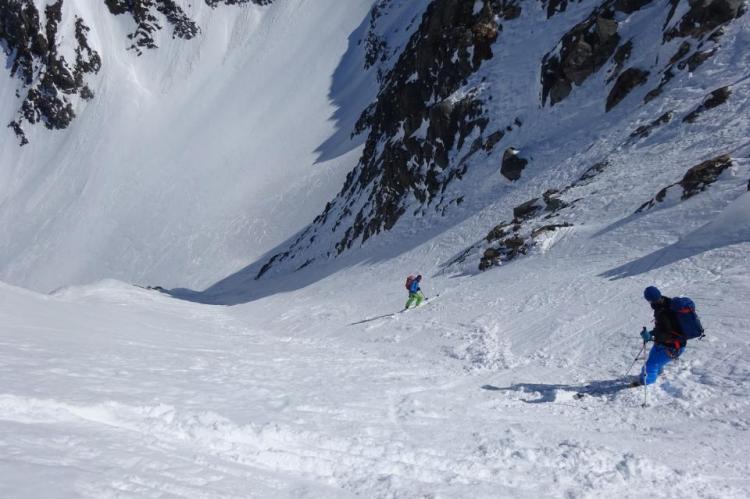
[640,343,685,385]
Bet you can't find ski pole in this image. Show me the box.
[641,335,649,408]
[624,343,646,377]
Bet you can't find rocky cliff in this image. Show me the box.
[256,0,746,278]
[0,0,273,145]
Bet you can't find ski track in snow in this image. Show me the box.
[2,216,750,498]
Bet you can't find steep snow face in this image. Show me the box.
[0,0,375,292]
[254,0,749,282]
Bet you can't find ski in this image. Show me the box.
[572,378,641,399]
[349,294,441,325]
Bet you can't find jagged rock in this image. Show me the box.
[483,130,504,151]
[205,0,274,7]
[630,111,673,139]
[563,39,595,85]
[483,248,500,259]
[542,189,569,211]
[1,0,102,144]
[637,154,733,211]
[683,86,731,122]
[471,8,500,66]
[542,0,577,18]
[255,0,526,273]
[531,223,573,238]
[606,67,649,111]
[576,161,609,184]
[486,222,511,242]
[665,0,745,41]
[7,121,28,146]
[595,16,618,43]
[479,253,500,271]
[680,154,733,198]
[105,0,201,54]
[608,40,632,83]
[669,41,692,65]
[504,235,526,250]
[501,147,528,181]
[513,198,543,220]
[542,3,633,106]
[614,0,653,13]
[682,48,717,71]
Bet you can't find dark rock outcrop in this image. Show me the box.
[683,86,731,123]
[206,0,273,5]
[1,0,101,145]
[258,0,524,277]
[464,177,579,272]
[606,67,649,111]
[501,147,529,181]
[513,198,544,220]
[637,154,733,211]
[105,0,200,54]
[1,0,273,142]
[665,0,745,41]
[630,111,673,139]
[645,0,744,103]
[542,1,651,106]
[573,161,609,186]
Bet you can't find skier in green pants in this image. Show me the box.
[404,275,424,310]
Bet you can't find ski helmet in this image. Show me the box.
[643,286,662,302]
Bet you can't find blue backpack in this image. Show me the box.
[670,297,705,340]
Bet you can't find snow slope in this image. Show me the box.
[1,1,750,497]
[0,0,374,292]
[2,166,749,496]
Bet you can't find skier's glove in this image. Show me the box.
[640,327,653,343]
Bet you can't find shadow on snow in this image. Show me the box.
[481,378,634,403]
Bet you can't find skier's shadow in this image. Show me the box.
[481,379,632,403]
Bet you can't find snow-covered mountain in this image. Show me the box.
[2,1,750,497]
[0,0,373,292]
[253,0,748,282]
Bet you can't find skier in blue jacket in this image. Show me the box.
[635,286,686,386]
[404,275,424,310]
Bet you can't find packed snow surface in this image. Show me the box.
[2,185,749,497]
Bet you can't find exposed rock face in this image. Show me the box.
[448,182,576,273]
[637,154,733,212]
[258,0,523,278]
[1,0,101,145]
[630,111,673,139]
[541,1,633,106]
[665,0,745,41]
[544,0,744,110]
[645,0,744,103]
[1,0,273,143]
[206,0,273,5]
[513,198,544,220]
[683,86,731,123]
[501,147,529,181]
[105,0,200,54]
[606,67,649,111]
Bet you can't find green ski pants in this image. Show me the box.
[405,291,424,309]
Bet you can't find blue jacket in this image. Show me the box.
[408,279,421,293]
